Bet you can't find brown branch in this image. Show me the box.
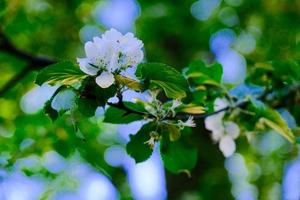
[0,31,56,96]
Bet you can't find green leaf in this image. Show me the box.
[136,63,189,99]
[80,77,117,107]
[126,122,156,163]
[103,105,143,124]
[123,102,148,113]
[272,60,300,84]
[164,124,181,141]
[77,97,98,117]
[160,136,198,175]
[35,61,87,86]
[251,100,295,143]
[186,60,223,84]
[44,100,58,121]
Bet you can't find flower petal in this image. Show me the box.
[219,135,236,157]
[95,72,115,88]
[225,121,240,139]
[214,98,229,110]
[102,29,123,41]
[84,41,99,59]
[211,128,225,142]
[77,58,98,75]
[204,112,225,131]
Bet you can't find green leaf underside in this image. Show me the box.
[36,61,87,86]
[103,106,143,124]
[126,122,156,163]
[160,136,198,174]
[136,63,189,99]
[115,75,144,91]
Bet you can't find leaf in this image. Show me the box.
[230,83,265,100]
[44,100,58,121]
[272,60,300,84]
[103,105,143,124]
[177,104,205,114]
[126,122,156,163]
[35,61,87,86]
[160,136,198,175]
[259,117,294,143]
[136,63,189,99]
[115,75,144,91]
[165,124,181,141]
[77,97,98,117]
[80,77,117,107]
[186,61,223,84]
[123,102,148,113]
[252,101,295,143]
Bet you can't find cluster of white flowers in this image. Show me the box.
[77,28,144,88]
[204,98,240,157]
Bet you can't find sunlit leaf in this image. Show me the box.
[136,63,189,99]
[115,75,144,91]
[186,61,223,84]
[35,61,87,86]
[177,104,205,114]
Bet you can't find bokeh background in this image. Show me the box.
[0,0,299,199]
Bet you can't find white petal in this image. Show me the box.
[214,98,229,110]
[92,36,102,44]
[225,121,240,139]
[95,72,115,88]
[77,58,98,75]
[204,112,225,131]
[102,28,123,42]
[211,128,225,142]
[219,136,236,157]
[84,41,99,58]
[108,52,119,71]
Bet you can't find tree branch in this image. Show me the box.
[0,30,256,120]
[0,31,56,96]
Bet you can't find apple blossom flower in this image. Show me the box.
[77,28,144,88]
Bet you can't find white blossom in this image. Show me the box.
[204,112,224,132]
[77,28,144,88]
[219,135,236,157]
[204,98,240,157]
[214,98,229,110]
[179,116,196,128]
